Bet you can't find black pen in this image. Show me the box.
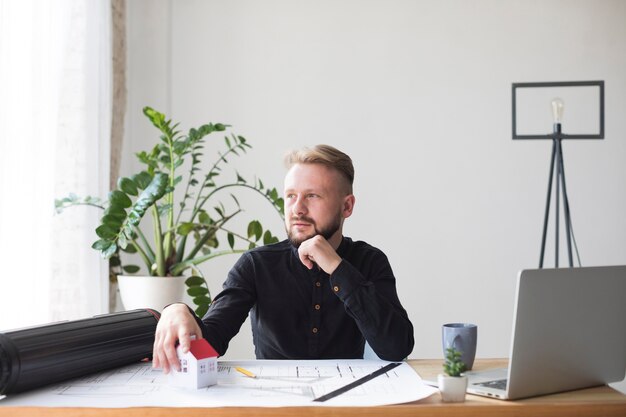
[312,362,402,402]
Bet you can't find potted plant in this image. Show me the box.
[56,107,284,316]
[437,347,468,402]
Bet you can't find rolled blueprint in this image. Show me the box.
[0,309,160,395]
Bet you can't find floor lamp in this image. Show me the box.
[512,81,605,268]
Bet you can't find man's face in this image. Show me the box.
[284,163,354,247]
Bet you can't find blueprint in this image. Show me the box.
[0,360,437,407]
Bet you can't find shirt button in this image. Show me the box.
[314,304,320,310]
[315,281,321,287]
[312,327,318,334]
[333,285,340,292]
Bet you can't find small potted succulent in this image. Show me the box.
[437,347,468,402]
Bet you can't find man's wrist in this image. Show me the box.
[163,302,191,312]
[325,257,342,275]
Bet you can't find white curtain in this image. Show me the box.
[0,0,111,330]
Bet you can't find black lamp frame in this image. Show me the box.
[511,81,605,268]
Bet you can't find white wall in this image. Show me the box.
[125,0,626,375]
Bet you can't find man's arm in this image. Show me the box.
[196,265,256,356]
[152,254,257,372]
[298,236,414,361]
[330,257,414,361]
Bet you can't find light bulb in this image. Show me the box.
[551,98,564,124]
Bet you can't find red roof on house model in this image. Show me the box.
[189,338,219,359]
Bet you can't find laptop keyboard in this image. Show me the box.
[474,379,508,390]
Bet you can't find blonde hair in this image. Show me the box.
[284,144,354,194]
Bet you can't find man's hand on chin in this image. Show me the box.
[297,235,342,274]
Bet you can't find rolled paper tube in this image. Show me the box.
[0,309,160,395]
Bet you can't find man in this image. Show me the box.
[153,145,414,373]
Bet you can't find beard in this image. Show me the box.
[287,213,342,248]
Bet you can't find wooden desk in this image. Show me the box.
[1,359,625,417]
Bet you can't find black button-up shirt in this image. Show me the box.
[194,237,414,361]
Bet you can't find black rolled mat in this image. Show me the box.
[0,309,160,395]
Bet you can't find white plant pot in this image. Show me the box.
[117,275,187,313]
[437,374,468,403]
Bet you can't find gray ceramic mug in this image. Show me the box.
[442,323,477,370]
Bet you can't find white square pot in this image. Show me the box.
[117,275,187,312]
[437,374,468,403]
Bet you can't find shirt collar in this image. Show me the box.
[288,236,351,258]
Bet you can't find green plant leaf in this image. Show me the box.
[443,347,467,377]
[132,171,153,190]
[263,230,279,245]
[193,295,212,305]
[118,177,139,196]
[103,205,126,221]
[123,224,134,240]
[187,286,208,296]
[101,214,124,228]
[275,198,284,214]
[227,232,235,249]
[230,193,240,208]
[122,265,141,274]
[205,236,218,249]
[247,220,263,241]
[102,242,118,259]
[195,304,209,318]
[143,106,166,128]
[199,211,211,224]
[118,232,128,249]
[177,222,195,236]
[185,276,205,286]
[109,190,132,208]
[269,188,278,201]
[121,242,138,253]
[157,203,173,217]
[96,224,119,239]
[92,239,112,251]
[126,172,169,226]
[183,273,212,316]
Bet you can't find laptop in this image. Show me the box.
[425,265,626,400]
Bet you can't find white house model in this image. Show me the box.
[168,337,218,389]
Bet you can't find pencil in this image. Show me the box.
[235,366,257,378]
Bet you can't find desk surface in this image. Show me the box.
[1,359,625,417]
